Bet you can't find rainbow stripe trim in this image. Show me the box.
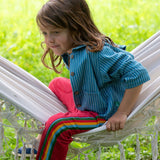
[39,116,106,159]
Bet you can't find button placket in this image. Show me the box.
[74,91,79,95]
[70,54,75,77]
[70,72,75,76]
[70,53,81,108]
[70,55,74,59]
[77,104,81,107]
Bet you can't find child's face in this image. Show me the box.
[41,27,74,55]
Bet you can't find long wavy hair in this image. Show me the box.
[36,0,117,73]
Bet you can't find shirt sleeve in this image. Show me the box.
[99,44,150,89]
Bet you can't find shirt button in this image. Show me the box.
[77,104,81,107]
[74,91,79,95]
[71,72,75,76]
[70,55,74,59]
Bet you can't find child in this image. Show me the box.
[35,0,150,159]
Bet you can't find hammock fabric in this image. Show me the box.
[0,31,160,160]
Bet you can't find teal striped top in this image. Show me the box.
[62,42,150,120]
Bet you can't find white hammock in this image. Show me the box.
[0,31,160,160]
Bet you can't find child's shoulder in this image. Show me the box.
[101,42,134,58]
[71,43,134,60]
[103,42,126,53]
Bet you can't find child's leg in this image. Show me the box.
[34,77,76,145]
[48,77,77,112]
[15,77,77,157]
[36,78,105,160]
[36,111,106,160]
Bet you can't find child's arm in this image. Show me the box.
[106,84,143,131]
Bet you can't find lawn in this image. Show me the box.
[0,0,160,159]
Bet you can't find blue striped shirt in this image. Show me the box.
[62,42,150,120]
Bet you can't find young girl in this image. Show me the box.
[36,0,150,159]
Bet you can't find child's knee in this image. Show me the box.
[48,77,72,93]
[48,77,60,91]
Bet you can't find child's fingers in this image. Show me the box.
[106,122,122,131]
[111,123,120,131]
[106,122,111,131]
[111,123,115,131]
[120,122,125,129]
[115,123,120,130]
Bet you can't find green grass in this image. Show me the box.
[0,0,160,159]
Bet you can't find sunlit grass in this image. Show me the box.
[0,0,160,159]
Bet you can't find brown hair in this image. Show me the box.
[36,0,117,73]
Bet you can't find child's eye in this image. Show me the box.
[42,31,47,36]
[53,31,59,34]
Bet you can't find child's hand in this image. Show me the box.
[106,85,143,131]
[106,111,127,131]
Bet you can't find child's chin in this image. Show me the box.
[51,50,62,56]
[54,52,64,56]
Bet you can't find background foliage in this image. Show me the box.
[0,0,160,159]
[1,0,159,85]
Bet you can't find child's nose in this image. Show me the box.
[48,34,54,43]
